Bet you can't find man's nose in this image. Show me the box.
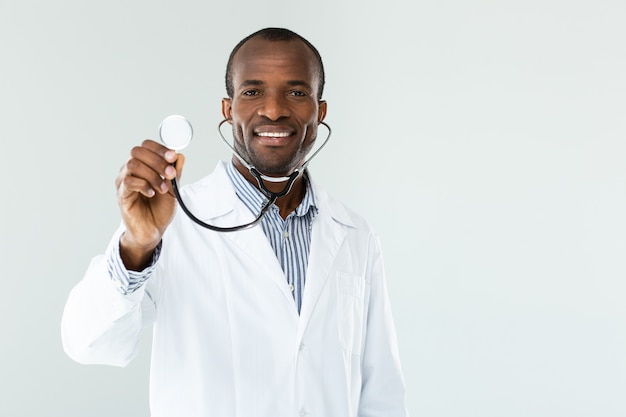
[257,93,290,121]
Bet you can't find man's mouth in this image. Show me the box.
[255,131,292,138]
[253,128,295,146]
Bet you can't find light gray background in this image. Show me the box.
[1,0,625,416]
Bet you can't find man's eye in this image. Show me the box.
[242,90,259,96]
[289,90,307,97]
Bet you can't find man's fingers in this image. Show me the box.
[130,144,177,181]
[115,140,185,202]
[119,175,158,199]
[140,139,178,166]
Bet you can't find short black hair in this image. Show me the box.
[225,27,325,100]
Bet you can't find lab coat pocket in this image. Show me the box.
[336,272,366,354]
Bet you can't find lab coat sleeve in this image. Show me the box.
[358,234,409,417]
[61,227,158,367]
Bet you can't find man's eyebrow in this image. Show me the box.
[238,80,313,89]
[239,80,263,88]
[286,80,312,90]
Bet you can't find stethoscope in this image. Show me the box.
[158,115,332,232]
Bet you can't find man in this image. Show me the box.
[62,27,408,416]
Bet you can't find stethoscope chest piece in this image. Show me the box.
[159,115,193,151]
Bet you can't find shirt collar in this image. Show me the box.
[225,161,318,218]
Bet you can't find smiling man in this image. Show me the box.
[62,28,408,417]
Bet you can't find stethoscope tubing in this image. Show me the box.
[171,120,331,232]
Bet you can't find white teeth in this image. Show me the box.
[257,132,290,137]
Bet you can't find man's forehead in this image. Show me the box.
[231,39,319,85]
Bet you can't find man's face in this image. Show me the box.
[222,38,327,176]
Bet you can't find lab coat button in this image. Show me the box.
[299,343,306,351]
[299,409,309,417]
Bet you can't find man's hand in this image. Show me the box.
[115,140,185,270]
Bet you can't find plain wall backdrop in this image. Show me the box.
[1,0,625,416]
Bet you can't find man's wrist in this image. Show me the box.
[107,235,162,295]
[119,233,160,271]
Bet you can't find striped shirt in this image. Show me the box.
[108,161,317,314]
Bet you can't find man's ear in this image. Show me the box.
[221,98,233,123]
[318,100,327,123]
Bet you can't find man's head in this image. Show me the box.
[221,28,327,177]
[225,28,325,100]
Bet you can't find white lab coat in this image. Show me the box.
[62,161,408,417]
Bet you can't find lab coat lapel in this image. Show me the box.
[223,226,288,296]
[217,198,290,302]
[297,186,355,340]
[184,162,289,301]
